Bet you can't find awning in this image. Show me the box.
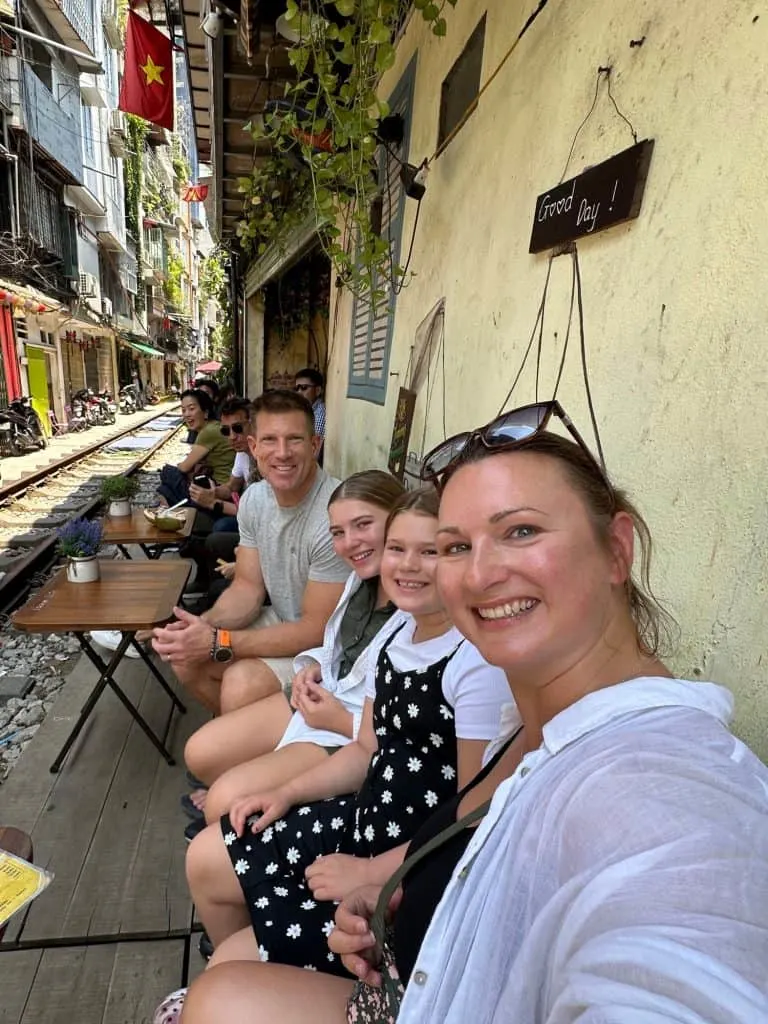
[196,359,222,373]
[127,341,165,358]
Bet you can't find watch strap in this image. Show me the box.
[218,629,232,649]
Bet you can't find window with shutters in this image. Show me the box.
[347,56,417,405]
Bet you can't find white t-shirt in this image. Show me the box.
[364,619,510,741]
[231,451,251,479]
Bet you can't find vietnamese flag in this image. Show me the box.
[119,11,174,130]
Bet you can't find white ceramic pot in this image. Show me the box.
[108,499,132,518]
[67,556,100,583]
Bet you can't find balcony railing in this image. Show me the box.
[143,226,165,274]
[62,0,95,53]
[21,66,83,184]
[0,42,11,113]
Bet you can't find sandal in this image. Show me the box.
[153,988,187,1024]
[180,793,205,821]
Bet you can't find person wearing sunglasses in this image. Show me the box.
[180,401,768,1024]
[295,368,326,464]
[188,398,257,533]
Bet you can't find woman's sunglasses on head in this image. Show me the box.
[420,400,607,489]
[220,423,246,437]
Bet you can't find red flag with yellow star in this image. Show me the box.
[119,11,174,130]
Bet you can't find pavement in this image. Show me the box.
[0,403,180,489]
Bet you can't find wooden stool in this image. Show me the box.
[0,827,33,941]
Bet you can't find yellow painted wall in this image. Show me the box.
[324,0,768,756]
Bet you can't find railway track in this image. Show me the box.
[0,406,186,616]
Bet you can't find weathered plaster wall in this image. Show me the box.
[324,0,768,755]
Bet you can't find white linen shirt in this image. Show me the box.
[398,678,768,1024]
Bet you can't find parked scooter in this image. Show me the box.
[93,389,116,425]
[119,384,137,415]
[7,396,47,449]
[0,404,47,455]
[71,388,105,428]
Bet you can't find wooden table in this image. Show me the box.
[102,507,197,559]
[13,560,192,773]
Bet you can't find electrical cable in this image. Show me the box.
[573,245,606,470]
[428,0,551,164]
[495,253,554,416]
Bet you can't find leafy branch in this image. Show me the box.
[238,0,456,298]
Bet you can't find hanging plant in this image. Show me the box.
[239,0,456,299]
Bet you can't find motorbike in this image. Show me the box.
[95,389,117,425]
[72,388,104,427]
[119,384,137,415]
[7,396,47,449]
[0,404,47,455]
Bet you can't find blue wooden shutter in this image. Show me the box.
[347,57,417,404]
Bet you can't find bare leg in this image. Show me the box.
[182,962,351,1024]
[184,692,293,786]
[220,658,282,714]
[186,822,250,946]
[173,660,226,715]
[207,925,261,967]
[204,743,330,823]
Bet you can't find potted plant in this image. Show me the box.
[100,474,139,518]
[57,518,103,583]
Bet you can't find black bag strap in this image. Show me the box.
[369,724,523,948]
[370,797,491,948]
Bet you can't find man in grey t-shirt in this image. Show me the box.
[153,390,349,714]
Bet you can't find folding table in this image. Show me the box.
[12,559,192,773]
[101,507,197,560]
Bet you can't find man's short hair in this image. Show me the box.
[196,378,220,398]
[295,367,324,389]
[251,389,315,436]
[220,397,252,419]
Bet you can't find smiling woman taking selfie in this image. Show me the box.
[180,402,768,1024]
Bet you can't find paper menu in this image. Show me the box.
[0,849,52,927]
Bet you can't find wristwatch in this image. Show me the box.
[211,628,234,664]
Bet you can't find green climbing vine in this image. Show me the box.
[171,136,192,186]
[124,114,148,314]
[237,0,457,298]
[164,245,185,310]
[200,247,227,306]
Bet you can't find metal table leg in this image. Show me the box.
[49,632,179,773]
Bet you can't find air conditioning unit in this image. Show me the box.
[110,110,127,136]
[79,273,97,297]
[102,296,113,317]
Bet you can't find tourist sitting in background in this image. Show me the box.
[186,379,220,442]
[295,367,326,464]
[178,417,768,1024]
[157,389,234,509]
[152,389,349,714]
[187,397,255,534]
[180,469,406,833]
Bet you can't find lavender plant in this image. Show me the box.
[57,518,103,559]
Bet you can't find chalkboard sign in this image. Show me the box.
[529,139,654,254]
[388,388,417,482]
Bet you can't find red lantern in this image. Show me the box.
[182,184,209,202]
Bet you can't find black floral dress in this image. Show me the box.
[220,624,464,975]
